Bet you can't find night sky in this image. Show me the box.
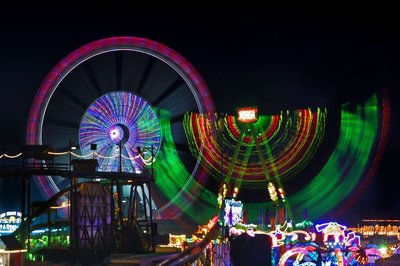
[0,8,399,225]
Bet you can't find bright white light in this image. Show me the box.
[135,168,143,174]
[237,107,258,123]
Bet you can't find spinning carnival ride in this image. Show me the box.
[183,91,390,223]
[185,106,327,223]
[25,36,390,232]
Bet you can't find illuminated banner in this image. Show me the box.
[237,107,258,123]
[224,199,243,227]
[0,211,22,235]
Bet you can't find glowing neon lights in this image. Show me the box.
[237,107,258,123]
[184,108,326,190]
[0,211,22,235]
[79,91,161,173]
[316,222,347,244]
[268,182,278,202]
[223,199,243,227]
[108,124,125,144]
[26,36,216,206]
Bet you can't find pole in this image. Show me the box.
[20,177,26,247]
[69,151,72,171]
[149,145,155,251]
[69,139,73,171]
[119,141,122,173]
[27,177,31,252]
[110,178,115,250]
[70,176,79,250]
[116,141,123,250]
[217,113,227,241]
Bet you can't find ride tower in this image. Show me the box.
[216,106,293,234]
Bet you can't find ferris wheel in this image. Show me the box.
[26,37,215,221]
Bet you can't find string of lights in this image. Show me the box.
[0,150,155,164]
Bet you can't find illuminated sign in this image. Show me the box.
[0,211,22,235]
[224,199,243,227]
[237,107,258,123]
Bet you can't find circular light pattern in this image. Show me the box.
[184,93,387,222]
[184,108,327,188]
[79,91,161,173]
[26,37,216,223]
[108,124,125,144]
